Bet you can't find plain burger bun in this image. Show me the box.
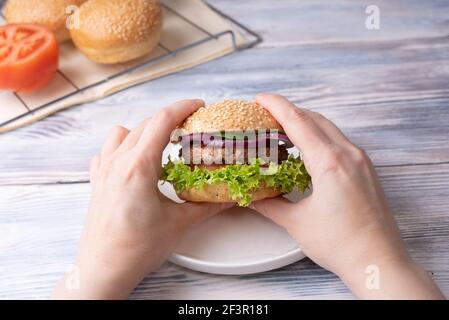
[70,0,162,64]
[173,99,284,140]
[179,183,282,203]
[4,0,87,43]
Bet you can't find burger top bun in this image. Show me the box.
[175,100,284,139]
[4,0,87,43]
[70,0,162,64]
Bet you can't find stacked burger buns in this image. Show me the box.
[4,0,87,43]
[4,0,163,63]
[70,0,162,64]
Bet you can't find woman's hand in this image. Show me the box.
[250,93,444,299]
[53,99,231,299]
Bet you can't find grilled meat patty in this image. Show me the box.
[180,144,288,165]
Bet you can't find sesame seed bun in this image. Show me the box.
[4,0,87,43]
[174,100,284,140]
[70,0,162,64]
[179,183,282,204]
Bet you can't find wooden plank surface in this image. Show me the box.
[1,38,449,184]
[1,0,449,299]
[209,0,449,47]
[1,164,448,299]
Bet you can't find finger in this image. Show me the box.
[116,117,152,153]
[177,201,235,228]
[303,110,370,163]
[302,110,351,147]
[255,93,331,157]
[249,196,299,228]
[136,99,205,157]
[89,154,101,185]
[101,126,129,158]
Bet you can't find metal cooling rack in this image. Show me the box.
[0,1,261,129]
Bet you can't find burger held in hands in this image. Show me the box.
[161,100,312,207]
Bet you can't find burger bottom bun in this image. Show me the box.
[178,183,282,204]
[71,30,161,64]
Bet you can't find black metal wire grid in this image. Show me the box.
[0,1,262,129]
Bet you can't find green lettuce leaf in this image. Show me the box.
[160,155,311,207]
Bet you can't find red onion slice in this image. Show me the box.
[178,132,294,148]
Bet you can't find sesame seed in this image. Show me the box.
[179,99,283,133]
[77,0,161,43]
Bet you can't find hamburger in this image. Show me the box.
[161,100,311,206]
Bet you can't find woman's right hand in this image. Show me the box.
[250,93,444,299]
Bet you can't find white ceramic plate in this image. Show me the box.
[160,145,306,275]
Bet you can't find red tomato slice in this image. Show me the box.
[0,24,59,93]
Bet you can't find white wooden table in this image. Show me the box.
[1,0,449,299]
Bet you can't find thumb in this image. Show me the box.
[177,201,235,228]
[249,196,299,228]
